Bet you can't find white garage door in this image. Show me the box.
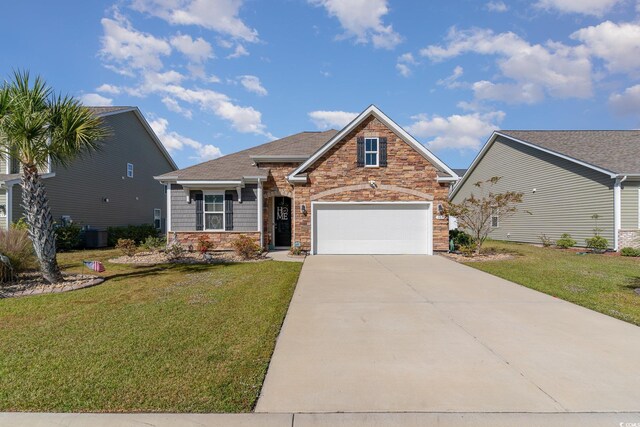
[313,203,432,255]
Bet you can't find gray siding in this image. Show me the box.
[170,183,258,231]
[10,111,175,230]
[0,189,6,229]
[452,136,615,248]
[621,180,640,229]
[0,155,6,174]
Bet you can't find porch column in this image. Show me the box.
[258,180,264,249]
[166,183,172,234]
[6,184,13,225]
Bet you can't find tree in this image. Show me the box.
[0,71,108,283]
[448,176,525,255]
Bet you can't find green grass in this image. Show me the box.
[466,241,640,325]
[0,249,302,413]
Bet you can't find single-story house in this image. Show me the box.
[155,105,459,255]
[0,106,177,232]
[450,130,640,250]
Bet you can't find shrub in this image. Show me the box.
[11,218,28,231]
[290,246,303,256]
[449,229,473,250]
[621,247,640,257]
[556,233,576,249]
[538,234,553,247]
[55,223,82,251]
[586,235,608,252]
[107,224,158,246]
[115,238,137,257]
[232,235,261,259]
[197,236,213,254]
[141,236,166,253]
[166,242,185,260]
[0,227,36,282]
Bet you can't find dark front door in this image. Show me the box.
[274,197,292,247]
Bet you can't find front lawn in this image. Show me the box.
[0,249,301,412]
[465,241,640,326]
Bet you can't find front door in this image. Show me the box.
[274,197,292,247]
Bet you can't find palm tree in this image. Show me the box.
[0,71,108,283]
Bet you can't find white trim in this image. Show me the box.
[166,184,172,232]
[6,184,12,225]
[614,177,622,251]
[203,191,225,231]
[310,201,433,255]
[451,131,618,200]
[364,137,379,167]
[177,180,243,186]
[258,180,263,248]
[288,105,458,182]
[4,153,9,174]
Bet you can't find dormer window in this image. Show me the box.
[364,137,379,167]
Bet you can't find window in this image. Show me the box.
[364,137,379,167]
[154,208,162,229]
[0,204,6,217]
[127,163,134,178]
[204,193,224,230]
[491,208,499,228]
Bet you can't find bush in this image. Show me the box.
[197,236,213,254]
[11,218,29,231]
[556,233,576,249]
[538,234,553,247]
[166,242,185,260]
[115,238,137,257]
[449,229,473,250]
[586,235,608,252]
[141,236,166,253]
[621,247,640,257]
[107,224,158,246]
[232,235,261,259]
[55,223,82,252]
[0,228,36,282]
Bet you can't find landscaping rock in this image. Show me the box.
[0,273,104,298]
[109,251,267,265]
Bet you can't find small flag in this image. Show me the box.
[83,260,105,273]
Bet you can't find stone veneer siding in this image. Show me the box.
[171,231,261,251]
[260,116,451,252]
[618,229,640,249]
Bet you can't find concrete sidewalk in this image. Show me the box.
[1,412,640,426]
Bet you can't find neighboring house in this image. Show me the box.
[0,106,177,232]
[155,105,459,255]
[450,130,640,250]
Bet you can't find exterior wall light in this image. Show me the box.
[301,204,307,216]
[102,197,109,203]
[369,180,377,188]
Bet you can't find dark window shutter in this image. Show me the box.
[379,137,387,167]
[225,193,233,231]
[356,136,365,167]
[194,192,204,231]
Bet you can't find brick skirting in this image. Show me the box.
[618,229,640,249]
[170,231,261,251]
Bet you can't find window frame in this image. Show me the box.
[364,137,379,167]
[153,208,162,230]
[203,191,225,231]
[490,207,499,228]
[127,163,134,178]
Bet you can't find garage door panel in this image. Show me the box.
[313,203,431,255]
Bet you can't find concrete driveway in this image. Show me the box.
[256,255,640,413]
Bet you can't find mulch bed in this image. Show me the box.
[109,251,267,265]
[0,272,103,298]
[440,252,517,263]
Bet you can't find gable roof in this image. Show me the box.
[88,106,178,170]
[155,130,337,182]
[288,105,458,182]
[450,130,640,200]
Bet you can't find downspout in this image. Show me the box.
[257,180,264,250]
[613,175,627,251]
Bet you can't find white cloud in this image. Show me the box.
[472,80,545,104]
[406,111,505,151]
[609,84,640,115]
[308,110,358,129]
[238,75,268,96]
[170,33,213,63]
[227,44,249,59]
[309,0,402,49]
[572,21,640,75]
[80,93,113,106]
[149,117,223,161]
[100,11,171,72]
[422,27,592,103]
[162,97,193,118]
[130,0,258,42]
[535,0,622,16]
[485,1,508,12]
[437,65,464,88]
[96,83,121,94]
[396,52,417,77]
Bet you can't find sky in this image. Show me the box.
[1,0,640,170]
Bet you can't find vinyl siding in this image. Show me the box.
[0,189,6,229]
[452,136,615,248]
[10,111,175,230]
[170,184,258,232]
[0,154,6,173]
[621,180,640,229]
